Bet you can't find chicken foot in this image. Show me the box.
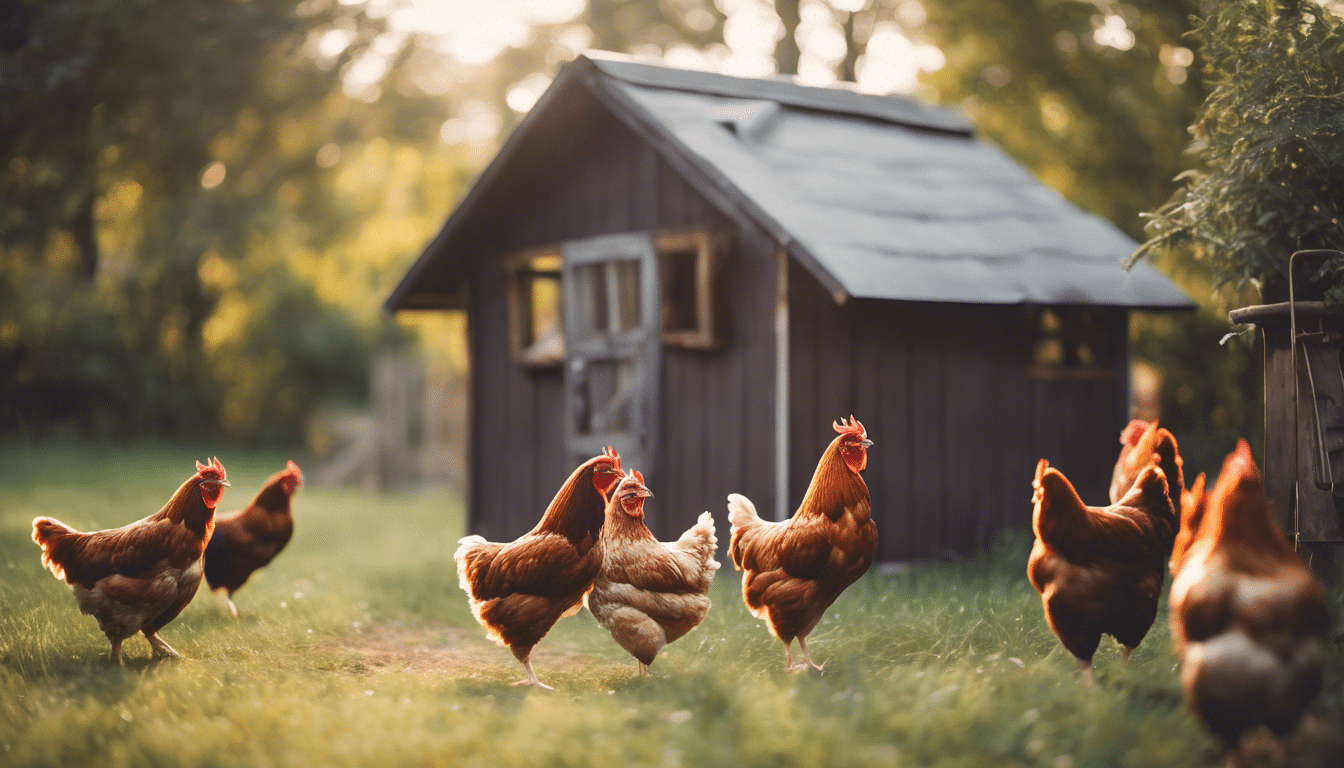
[145,631,182,660]
[108,637,124,666]
[512,658,555,691]
[226,594,239,618]
[1077,658,1094,689]
[784,638,825,673]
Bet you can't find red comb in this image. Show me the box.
[632,469,645,485]
[833,415,866,438]
[286,460,303,481]
[1120,420,1151,447]
[1229,439,1259,481]
[195,457,226,481]
[602,445,621,469]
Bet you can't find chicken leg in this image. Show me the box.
[513,657,554,691]
[145,631,182,660]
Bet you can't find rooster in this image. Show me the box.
[1028,455,1175,684]
[455,447,625,689]
[1170,440,1328,767]
[1170,471,1207,576]
[728,416,876,672]
[31,458,230,664]
[204,460,303,617]
[1110,419,1185,519]
[586,469,719,673]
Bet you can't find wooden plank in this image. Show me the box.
[942,309,995,555]
[993,311,1034,538]
[630,139,660,231]
[740,228,779,520]
[787,261,821,514]
[471,258,515,540]
[850,300,891,559]
[908,310,944,559]
[1262,324,1297,533]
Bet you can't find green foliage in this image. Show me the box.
[2,445,1343,767]
[1135,0,1344,302]
[0,1,451,443]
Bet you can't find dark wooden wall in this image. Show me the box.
[462,102,778,544]
[786,263,1130,561]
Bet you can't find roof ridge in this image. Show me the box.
[581,51,974,136]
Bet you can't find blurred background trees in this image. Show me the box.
[6,0,1328,472]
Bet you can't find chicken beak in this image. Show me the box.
[219,480,232,487]
[860,439,874,448]
[638,489,654,499]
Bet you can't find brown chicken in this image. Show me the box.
[1170,471,1207,575]
[728,417,876,672]
[455,447,625,689]
[1110,419,1185,517]
[31,458,230,664]
[1170,440,1328,767]
[1027,455,1175,684]
[586,470,720,673]
[204,460,303,617]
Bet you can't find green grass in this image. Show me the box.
[1,443,1341,767]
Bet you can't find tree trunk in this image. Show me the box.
[774,0,801,75]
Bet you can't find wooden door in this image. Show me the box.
[561,232,661,476]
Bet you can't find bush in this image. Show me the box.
[0,254,404,445]
[1134,0,1344,302]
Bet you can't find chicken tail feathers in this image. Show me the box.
[1122,463,1173,521]
[727,494,764,571]
[32,517,78,582]
[726,493,760,530]
[454,534,490,596]
[678,511,722,571]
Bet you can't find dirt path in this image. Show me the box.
[321,621,605,682]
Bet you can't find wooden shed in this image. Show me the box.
[387,53,1194,560]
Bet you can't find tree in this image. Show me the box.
[1134,0,1344,303]
[0,0,408,441]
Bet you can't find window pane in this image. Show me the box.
[613,259,641,332]
[576,263,610,335]
[663,249,699,332]
[527,273,562,356]
[575,358,636,435]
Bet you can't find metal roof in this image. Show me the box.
[387,53,1194,311]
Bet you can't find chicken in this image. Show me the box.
[1027,455,1175,684]
[1110,419,1185,518]
[204,460,303,617]
[728,416,876,672]
[455,447,625,689]
[1169,440,1328,767]
[586,469,720,673]
[31,458,230,664]
[1170,471,1207,576]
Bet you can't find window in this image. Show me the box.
[1027,307,1120,379]
[656,229,725,349]
[505,229,726,367]
[506,249,564,367]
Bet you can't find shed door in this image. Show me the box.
[561,233,661,476]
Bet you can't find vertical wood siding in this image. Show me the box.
[464,112,777,545]
[787,264,1129,561]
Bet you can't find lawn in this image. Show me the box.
[1,444,1341,768]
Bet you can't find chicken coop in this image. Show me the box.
[387,53,1194,561]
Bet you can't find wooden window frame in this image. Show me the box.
[1026,306,1120,381]
[504,229,728,368]
[656,228,727,350]
[505,246,565,368]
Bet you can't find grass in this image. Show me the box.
[1,443,1342,768]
